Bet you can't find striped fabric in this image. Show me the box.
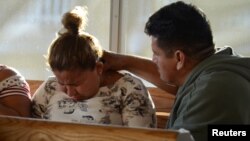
[0,66,31,99]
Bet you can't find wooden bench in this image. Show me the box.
[27,80,175,129]
[0,115,194,141]
[147,87,175,128]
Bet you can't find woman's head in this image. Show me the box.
[47,6,103,101]
[48,6,103,71]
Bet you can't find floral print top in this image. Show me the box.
[32,73,156,128]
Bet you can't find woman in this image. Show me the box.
[32,6,156,128]
[0,64,31,117]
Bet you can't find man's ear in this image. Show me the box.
[96,61,104,75]
[174,50,185,70]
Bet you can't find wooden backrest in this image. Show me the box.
[0,115,185,141]
[26,80,175,129]
[147,87,175,128]
[27,80,43,95]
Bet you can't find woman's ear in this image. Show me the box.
[96,61,104,75]
[174,50,185,70]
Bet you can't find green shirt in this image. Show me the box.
[167,47,250,141]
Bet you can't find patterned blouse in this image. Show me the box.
[32,73,157,128]
[0,65,30,99]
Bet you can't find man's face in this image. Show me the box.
[151,37,177,84]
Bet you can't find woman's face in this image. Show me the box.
[53,63,103,101]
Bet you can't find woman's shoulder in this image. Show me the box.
[101,71,146,90]
[0,65,18,82]
[39,76,59,93]
[120,73,145,86]
[101,71,124,87]
[32,76,59,100]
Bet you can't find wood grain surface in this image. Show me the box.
[0,115,178,141]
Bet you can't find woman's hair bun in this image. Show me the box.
[61,6,88,34]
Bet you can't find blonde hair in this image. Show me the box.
[47,6,103,71]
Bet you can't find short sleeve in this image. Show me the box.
[0,75,31,99]
[120,74,157,128]
[31,77,57,118]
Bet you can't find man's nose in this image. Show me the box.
[152,55,157,63]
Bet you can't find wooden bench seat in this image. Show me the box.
[27,80,175,129]
[0,115,194,141]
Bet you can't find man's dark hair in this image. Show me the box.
[145,1,215,60]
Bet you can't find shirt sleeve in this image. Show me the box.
[31,77,57,119]
[0,75,31,99]
[120,74,157,128]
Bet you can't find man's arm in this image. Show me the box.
[102,51,177,94]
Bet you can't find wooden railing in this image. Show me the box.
[0,115,183,141]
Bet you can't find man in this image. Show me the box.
[102,1,250,141]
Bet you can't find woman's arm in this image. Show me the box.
[102,50,177,94]
[120,74,156,128]
[0,96,31,117]
[0,67,31,117]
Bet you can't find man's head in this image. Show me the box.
[145,1,215,85]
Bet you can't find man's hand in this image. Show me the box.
[101,50,125,72]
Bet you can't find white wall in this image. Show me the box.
[1,0,250,80]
